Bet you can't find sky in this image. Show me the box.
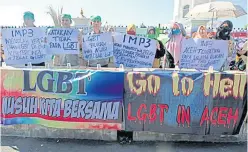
[0,0,247,28]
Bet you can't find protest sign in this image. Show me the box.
[1,28,47,65]
[179,38,228,70]
[124,71,247,135]
[113,34,156,68]
[0,69,124,130]
[47,28,79,54]
[83,33,113,60]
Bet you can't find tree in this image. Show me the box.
[47,6,63,27]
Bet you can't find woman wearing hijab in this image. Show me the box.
[215,20,233,40]
[215,20,235,70]
[230,40,247,71]
[166,22,187,65]
[126,24,136,35]
[147,27,174,68]
[193,25,209,39]
[147,27,165,68]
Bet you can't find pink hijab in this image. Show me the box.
[166,22,185,64]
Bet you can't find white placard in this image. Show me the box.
[179,38,228,70]
[2,27,47,65]
[82,32,113,60]
[47,28,79,54]
[113,34,156,68]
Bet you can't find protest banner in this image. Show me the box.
[83,33,113,60]
[113,34,156,68]
[124,71,247,135]
[47,28,79,54]
[1,28,47,65]
[0,69,124,130]
[179,38,228,70]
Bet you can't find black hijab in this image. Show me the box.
[215,20,233,40]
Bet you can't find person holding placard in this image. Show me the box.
[85,15,110,67]
[55,14,80,66]
[23,11,45,67]
[166,22,187,66]
[147,27,167,68]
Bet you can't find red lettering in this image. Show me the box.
[158,104,168,124]
[218,107,228,125]
[149,104,157,123]
[200,106,209,126]
[177,105,181,126]
[127,103,136,121]
[137,104,147,121]
[210,107,218,125]
[181,106,190,127]
[227,108,239,127]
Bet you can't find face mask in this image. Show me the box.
[172,29,181,35]
[148,34,156,39]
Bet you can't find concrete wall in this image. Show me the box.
[1,121,247,142]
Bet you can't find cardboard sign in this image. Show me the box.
[2,28,47,65]
[47,28,79,54]
[83,33,113,60]
[180,38,228,70]
[113,34,156,68]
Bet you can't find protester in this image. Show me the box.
[85,15,109,67]
[166,22,187,65]
[192,25,209,39]
[126,24,136,35]
[215,20,233,40]
[230,40,247,71]
[147,27,166,68]
[215,20,235,70]
[23,11,45,67]
[54,14,80,67]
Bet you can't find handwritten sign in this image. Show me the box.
[47,28,79,54]
[82,33,113,60]
[113,34,156,68]
[179,38,228,70]
[1,28,47,65]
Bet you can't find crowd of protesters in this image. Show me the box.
[0,11,247,71]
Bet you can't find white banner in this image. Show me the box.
[47,28,79,54]
[179,38,228,70]
[82,32,113,60]
[2,27,47,65]
[113,34,156,68]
